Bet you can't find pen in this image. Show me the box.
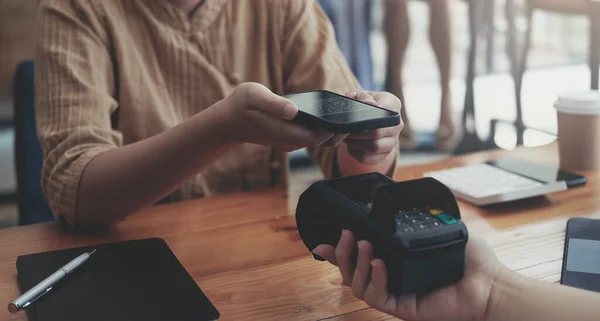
[8,249,97,313]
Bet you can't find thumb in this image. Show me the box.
[234,82,298,120]
[313,245,337,266]
[347,90,378,106]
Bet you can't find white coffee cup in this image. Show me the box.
[554,91,600,171]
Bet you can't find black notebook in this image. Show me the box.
[16,238,220,321]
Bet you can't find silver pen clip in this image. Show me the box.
[22,287,53,309]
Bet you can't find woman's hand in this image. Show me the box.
[312,231,503,321]
[220,82,345,151]
[341,91,403,165]
[335,91,403,176]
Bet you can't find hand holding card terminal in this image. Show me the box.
[295,173,468,294]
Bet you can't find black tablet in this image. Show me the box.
[16,238,220,321]
[487,158,587,188]
[284,90,400,133]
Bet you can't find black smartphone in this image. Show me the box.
[284,90,400,133]
[487,158,587,188]
[561,218,600,292]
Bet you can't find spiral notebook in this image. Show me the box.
[15,238,220,321]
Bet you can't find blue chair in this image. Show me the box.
[13,60,54,224]
[318,0,375,90]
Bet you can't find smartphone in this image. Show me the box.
[487,158,587,188]
[284,90,400,133]
[561,218,600,292]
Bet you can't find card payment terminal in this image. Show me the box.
[295,173,468,294]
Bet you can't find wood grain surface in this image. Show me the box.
[1,143,598,321]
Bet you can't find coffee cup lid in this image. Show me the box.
[554,91,600,115]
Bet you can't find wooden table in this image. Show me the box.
[1,143,599,321]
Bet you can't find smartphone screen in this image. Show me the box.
[561,218,600,292]
[565,238,600,275]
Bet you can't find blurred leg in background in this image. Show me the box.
[384,0,457,151]
[428,0,458,151]
[384,0,414,149]
[319,0,375,90]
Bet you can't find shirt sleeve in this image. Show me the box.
[36,0,122,227]
[281,0,361,178]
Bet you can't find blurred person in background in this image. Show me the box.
[384,0,457,151]
[35,0,404,229]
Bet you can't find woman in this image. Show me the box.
[36,0,403,228]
